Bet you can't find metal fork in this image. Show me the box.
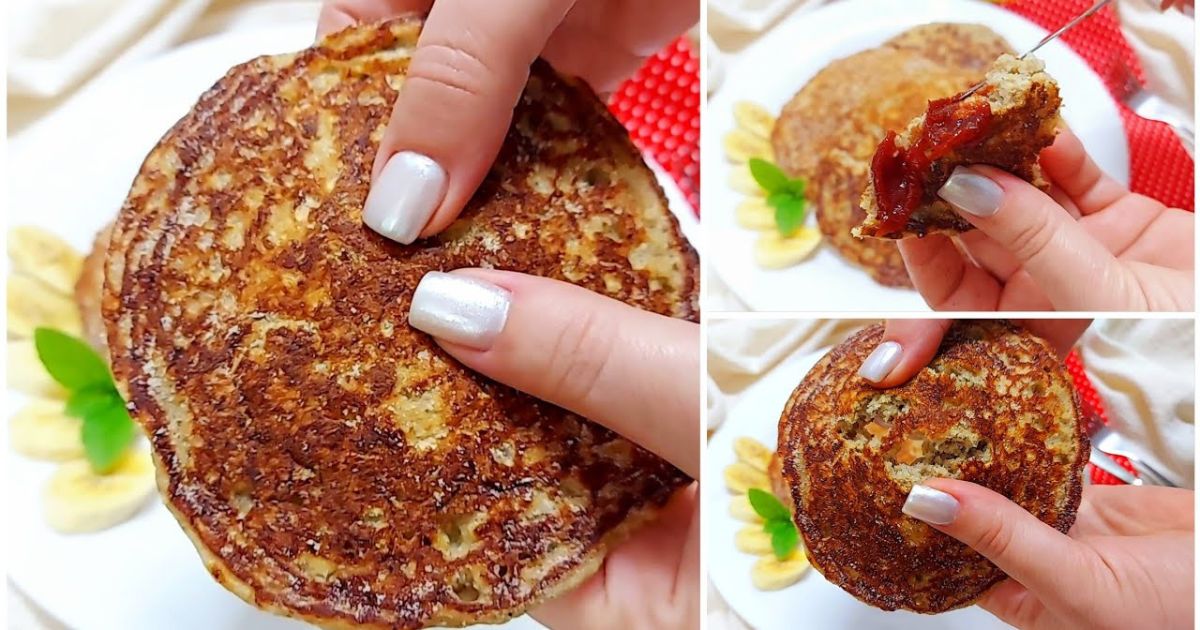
[1108,60,1195,156]
[1084,413,1178,487]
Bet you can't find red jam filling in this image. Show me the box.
[870,95,993,235]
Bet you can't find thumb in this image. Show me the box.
[363,0,574,245]
[903,479,1094,609]
[937,165,1145,310]
[404,268,699,478]
[857,319,952,387]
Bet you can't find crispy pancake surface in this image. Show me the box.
[857,54,1062,238]
[103,17,696,630]
[777,321,1086,613]
[771,24,1011,287]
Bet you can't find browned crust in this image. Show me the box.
[777,321,1086,613]
[102,16,695,630]
[771,24,1012,286]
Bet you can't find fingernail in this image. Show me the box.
[408,272,510,350]
[903,484,960,525]
[857,341,902,383]
[938,166,1003,217]
[363,151,447,244]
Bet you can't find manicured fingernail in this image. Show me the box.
[857,341,902,383]
[363,151,447,244]
[938,166,1003,217]
[903,485,960,525]
[408,272,510,350]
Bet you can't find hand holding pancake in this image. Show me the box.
[898,129,1194,311]
[904,481,1195,630]
[407,268,699,629]
[316,0,697,244]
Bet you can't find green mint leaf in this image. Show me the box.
[81,402,136,474]
[66,385,121,419]
[34,328,112,391]
[770,193,807,235]
[748,488,790,521]
[748,158,789,193]
[785,177,807,198]
[769,520,800,560]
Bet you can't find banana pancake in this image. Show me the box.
[777,321,1086,613]
[104,16,696,630]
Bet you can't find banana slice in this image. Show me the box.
[724,461,770,494]
[723,129,772,163]
[43,450,156,534]
[7,340,66,399]
[734,437,773,472]
[11,399,84,461]
[755,227,821,269]
[735,198,776,231]
[730,494,763,523]
[7,226,84,296]
[733,101,777,139]
[752,549,811,591]
[729,165,765,197]
[735,525,773,555]
[8,274,82,338]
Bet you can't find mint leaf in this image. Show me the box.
[34,328,112,391]
[82,402,136,474]
[771,193,808,235]
[748,158,788,193]
[66,386,121,419]
[769,521,799,559]
[748,488,790,521]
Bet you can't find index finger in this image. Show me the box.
[1039,129,1127,216]
[857,319,953,388]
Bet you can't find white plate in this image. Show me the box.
[7,23,697,630]
[702,0,1130,312]
[702,349,1013,630]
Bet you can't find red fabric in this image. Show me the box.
[1065,350,1138,485]
[609,37,701,213]
[1005,0,1194,211]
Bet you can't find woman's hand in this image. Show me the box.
[903,481,1195,630]
[899,129,1193,311]
[406,268,699,630]
[316,0,697,245]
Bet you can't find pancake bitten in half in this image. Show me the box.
[103,17,697,630]
[856,54,1063,239]
[771,23,1012,287]
[776,321,1086,613]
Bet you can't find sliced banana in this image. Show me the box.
[752,549,811,591]
[755,227,821,269]
[8,273,82,338]
[11,399,84,461]
[735,525,773,555]
[734,101,777,139]
[7,226,84,296]
[736,198,776,231]
[724,461,770,494]
[729,165,765,197]
[730,494,763,523]
[734,437,773,472]
[723,129,772,163]
[7,340,66,399]
[43,450,156,534]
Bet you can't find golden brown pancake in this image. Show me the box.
[771,24,1011,286]
[103,17,696,630]
[777,321,1086,613]
[858,54,1062,238]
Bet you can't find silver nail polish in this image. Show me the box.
[363,151,447,244]
[903,485,960,525]
[857,341,902,383]
[938,166,1003,217]
[408,272,510,350]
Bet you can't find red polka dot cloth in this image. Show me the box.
[1065,350,1140,485]
[1006,0,1194,211]
[609,37,700,213]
